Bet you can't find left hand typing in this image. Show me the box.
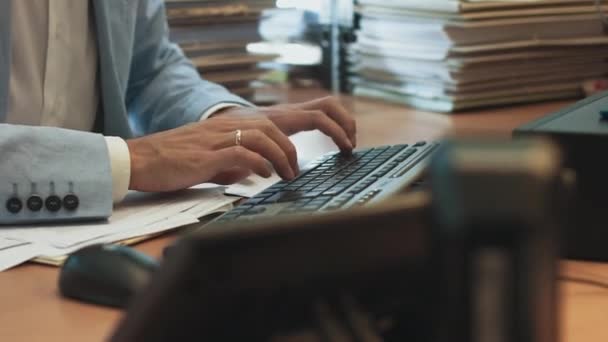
[213,96,357,153]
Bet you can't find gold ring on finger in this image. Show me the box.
[235,129,242,146]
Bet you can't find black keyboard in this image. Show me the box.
[211,141,439,224]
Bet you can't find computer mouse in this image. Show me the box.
[58,244,159,308]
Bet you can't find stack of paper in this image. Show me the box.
[0,188,239,271]
[348,0,608,112]
[166,0,278,100]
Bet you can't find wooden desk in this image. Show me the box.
[1,90,607,341]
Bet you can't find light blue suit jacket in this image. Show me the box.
[0,0,251,224]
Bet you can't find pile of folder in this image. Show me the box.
[166,0,277,100]
[348,0,608,112]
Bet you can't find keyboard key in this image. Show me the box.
[348,186,367,194]
[262,191,307,203]
[286,200,312,210]
[322,189,342,196]
[324,203,343,211]
[302,191,325,199]
[301,203,325,211]
[309,196,332,206]
[243,196,268,205]
[394,150,416,162]
[240,207,267,216]
[337,194,354,202]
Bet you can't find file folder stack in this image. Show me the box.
[348,0,608,112]
[166,0,277,100]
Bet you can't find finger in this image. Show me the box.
[291,110,353,152]
[209,167,251,185]
[240,129,296,180]
[297,96,357,147]
[214,127,244,149]
[213,146,272,178]
[255,119,299,175]
[208,119,298,176]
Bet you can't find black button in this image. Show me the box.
[27,195,43,212]
[45,195,62,212]
[413,141,427,147]
[63,194,79,211]
[6,197,23,214]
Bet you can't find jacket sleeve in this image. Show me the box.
[0,124,113,224]
[125,0,253,135]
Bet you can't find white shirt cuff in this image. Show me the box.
[104,136,131,203]
[200,103,243,120]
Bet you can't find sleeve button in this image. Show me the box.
[6,197,23,214]
[45,195,62,212]
[27,195,43,212]
[63,194,79,211]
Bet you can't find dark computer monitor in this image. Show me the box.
[515,90,608,260]
[110,194,434,341]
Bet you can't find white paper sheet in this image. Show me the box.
[0,188,239,271]
[224,173,281,198]
[0,189,232,247]
[0,242,46,271]
[0,238,29,251]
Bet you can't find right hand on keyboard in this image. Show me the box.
[125,97,356,193]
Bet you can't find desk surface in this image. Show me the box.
[1,89,607,341]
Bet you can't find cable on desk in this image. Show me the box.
[558,275,608,290]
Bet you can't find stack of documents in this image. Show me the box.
[166,0,278,100]
[348,0,608,112]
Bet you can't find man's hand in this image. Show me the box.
[213,96,357,151]
[126,96,356,192]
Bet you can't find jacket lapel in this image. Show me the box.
[0,0,12,122]
[92,0,134,137]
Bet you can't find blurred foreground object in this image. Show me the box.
[516,90,608,260]
[112,138,564,342]
[430,138,565,342]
